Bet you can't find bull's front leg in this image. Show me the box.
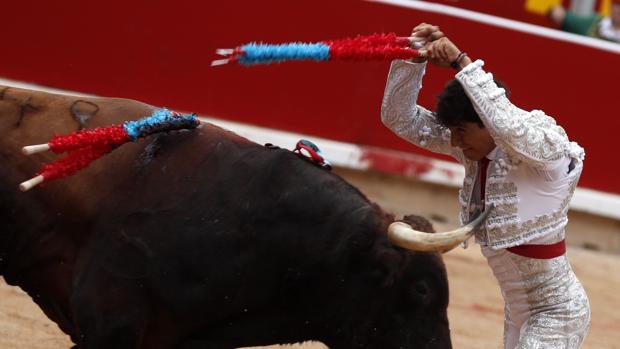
[63,229,155,349]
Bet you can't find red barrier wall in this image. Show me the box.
[1,0,618,194]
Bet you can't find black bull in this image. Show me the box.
[0,85,453,349]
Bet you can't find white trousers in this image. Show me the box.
[481,246,590,349]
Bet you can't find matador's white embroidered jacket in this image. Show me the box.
[381,60,585,249]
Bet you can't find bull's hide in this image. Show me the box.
[0,85,452,349]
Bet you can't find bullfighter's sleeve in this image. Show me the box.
[381,60,454,156]
[455,60,585,169]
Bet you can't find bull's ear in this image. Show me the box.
[399,214,435,233]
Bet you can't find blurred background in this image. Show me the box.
[1,0,619,348]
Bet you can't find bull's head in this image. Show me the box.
[388,207,491,253]
[318,211,456,349]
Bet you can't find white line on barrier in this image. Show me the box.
[198,115,620,221]
[2,77,620,220]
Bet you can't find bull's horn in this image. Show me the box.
[388,207,492,253]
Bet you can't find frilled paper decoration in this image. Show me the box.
[19,108,199,191]
[212,33,423,66]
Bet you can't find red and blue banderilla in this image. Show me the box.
[20,108,199,191]
[212,33,426,66]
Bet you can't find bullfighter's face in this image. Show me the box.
[449,122,496,161]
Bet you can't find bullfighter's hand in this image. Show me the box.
[426,37,471,70]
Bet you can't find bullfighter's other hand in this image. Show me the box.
[409,23,444,61]
[411,23,445,44]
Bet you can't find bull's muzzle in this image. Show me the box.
[388,206,492,253]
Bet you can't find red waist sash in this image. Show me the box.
[506,240,566,259]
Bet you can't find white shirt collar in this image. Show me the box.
[485,146,500,161]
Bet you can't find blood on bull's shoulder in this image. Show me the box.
[0,85,477,349]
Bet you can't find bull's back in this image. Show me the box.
[87,125,381,317]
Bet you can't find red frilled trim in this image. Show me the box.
[48,125,129,153]
[326,33,420,61]
[39,144,113,181]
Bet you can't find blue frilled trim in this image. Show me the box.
[238,42,330,65]
[124,108,198,140]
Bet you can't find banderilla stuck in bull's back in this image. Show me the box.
[19,108,199,191]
